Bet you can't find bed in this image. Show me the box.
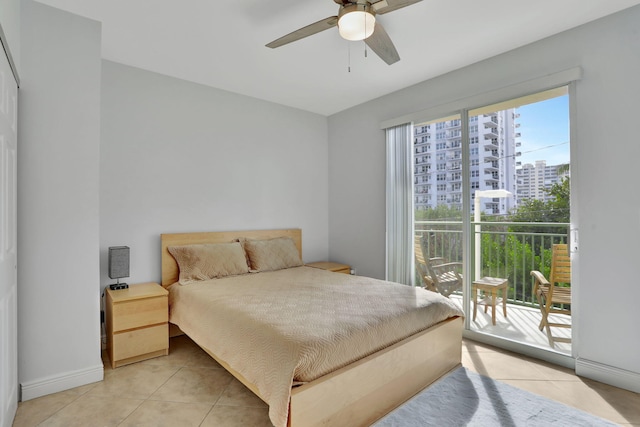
[161,228,463,427]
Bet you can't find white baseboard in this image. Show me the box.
[576,358,640,393]
[20,364,104,401]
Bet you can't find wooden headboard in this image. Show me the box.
[160,228,302,287]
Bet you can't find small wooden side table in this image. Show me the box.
[306,261,351,274]
[473,277,508,325]
[105,282,169,368]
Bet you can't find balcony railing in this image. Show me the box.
[415,221,569,307]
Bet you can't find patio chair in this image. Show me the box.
[415,235,463,297]
[530,243,571,347]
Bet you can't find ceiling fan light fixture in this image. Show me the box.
[338,4,376,41]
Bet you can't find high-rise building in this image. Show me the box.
[516,160,568,202]
[414,110,519,216]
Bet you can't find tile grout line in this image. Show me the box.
[32,382,98,426]
[195,357,243,427]
[113,398,146,427]
[112,347,187,427]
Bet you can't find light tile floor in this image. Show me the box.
[12,335,640,426]
[463,340,640,426]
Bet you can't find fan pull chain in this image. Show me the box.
[348,42,351,73]
[364,7,368,58]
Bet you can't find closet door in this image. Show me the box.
[0,44,18,427]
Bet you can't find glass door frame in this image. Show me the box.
[413,83,578,369]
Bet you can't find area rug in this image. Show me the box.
[373,367,618,426]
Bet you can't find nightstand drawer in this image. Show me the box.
[112,296,167,332]
[112,323,168,361]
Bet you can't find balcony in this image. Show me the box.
[483,115,498,126]
[484,171,499,182]
[414,221,570,354]
[449,294,571,353]
[484,127,499,137]
[483,160,499,170]
[484,137,499,149]
[484,150,499,161]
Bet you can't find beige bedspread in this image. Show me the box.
[168,266,463,427]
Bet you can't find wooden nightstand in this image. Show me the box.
[105,282,169,368]
[306,261,351,274]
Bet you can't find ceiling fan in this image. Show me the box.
[266,0,423,65]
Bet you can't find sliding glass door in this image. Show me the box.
[413,86,572,357]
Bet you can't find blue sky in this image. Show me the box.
[515,94,570,166]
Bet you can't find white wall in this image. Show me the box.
[0,0,20,73]
[328,6,640,390]
[100,61,329,287]
[18,1,102,399]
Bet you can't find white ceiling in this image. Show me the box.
[35,0,640,116]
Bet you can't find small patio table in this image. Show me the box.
[473,276,509,325]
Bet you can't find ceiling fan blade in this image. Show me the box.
[365,22,400,65]
[266,16,339,48]
[373,0,423,15]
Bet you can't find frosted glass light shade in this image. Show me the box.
[338,10,376,41]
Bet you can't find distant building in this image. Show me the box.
[516,160,569,203]
[414,110,519,216]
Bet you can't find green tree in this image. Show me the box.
[415,204,464,264]
[509,176,570,251]
[482,174,569,302]
[415,204,461,221]
[480,233,540,302]
[546,176,570,223]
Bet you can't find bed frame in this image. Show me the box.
[161,228,462,427]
